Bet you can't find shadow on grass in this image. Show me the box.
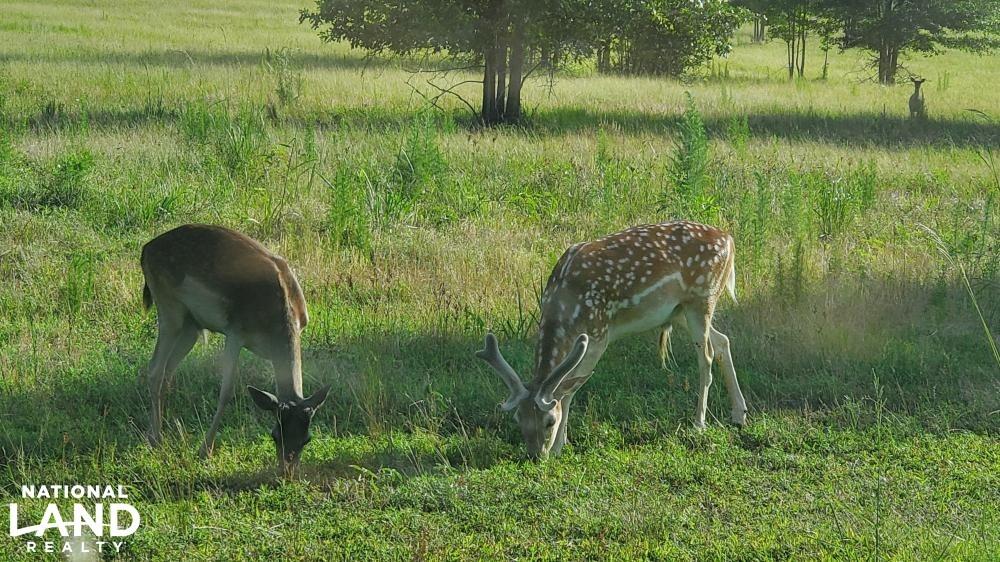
[529,107,1000,148]
[11,100,998,150]
[0,48,415,72]
[0,275,996,467]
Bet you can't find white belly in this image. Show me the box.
[606,273,683,341]
[178,277,230,333]
[607,298,678,341]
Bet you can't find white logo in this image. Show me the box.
[8,485,140,555]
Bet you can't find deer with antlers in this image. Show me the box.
[477,221,747,460]
[141,224,330,475]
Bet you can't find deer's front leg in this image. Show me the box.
[550,392,576,457]
[200,337,242,458]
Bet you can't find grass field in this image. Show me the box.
[1,0,999,559]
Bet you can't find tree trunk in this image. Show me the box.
[888,48,898,84]
[798,27,806,78]
[505,20,525,121]
[482,46,498,124]
[597,42,611,73]
[495,39,507,120]
[876,40,899,85]
[753,16,766,43]
[786,16,797,80]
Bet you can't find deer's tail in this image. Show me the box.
[658,325,673,370]
[723,234,737,304]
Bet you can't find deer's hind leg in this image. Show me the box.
[162,318,200,393]
[147,310,198,447]
[683,302,716,431]
[709,327,747,426]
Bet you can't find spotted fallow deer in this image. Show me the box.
[141,224,330,475]
[477,220,747,460]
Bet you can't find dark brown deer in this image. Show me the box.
[141,224,329,476]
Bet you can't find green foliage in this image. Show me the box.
[0,142,94,211]
[664,94,714,221]
[808,163,877,241]
[726,113,750,152]
[179,102,274,182]
[324,166,373,251]
[265,47,304,106]
[60,252,97,317]
[827,0,1000,83]
[592,0,745,76]
[395,111,447,192]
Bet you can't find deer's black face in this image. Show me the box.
[248,385,330,476]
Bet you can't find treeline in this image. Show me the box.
[300,0,999,123]
[739,0,999,83]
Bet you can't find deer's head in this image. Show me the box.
[476,332,588,460]
[248,384,331,476]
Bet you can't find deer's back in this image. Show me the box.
[141,224,308,338]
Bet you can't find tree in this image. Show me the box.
[770,1,812,79]
[736,0,835,79]
[828,0,1000,84]
[300,1,593,124]
[592,0,745,76]
[300,1,745,123]
[735,0,770,43]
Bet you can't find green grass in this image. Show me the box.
[1,0,998,559]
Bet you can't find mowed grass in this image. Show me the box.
[1,0,998,559]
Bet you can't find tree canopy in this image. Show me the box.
[300,0,743,123]
[827,0,998,83]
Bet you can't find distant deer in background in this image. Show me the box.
[477,221,747,460]
[909,77,927,119]
[141,224,330,476]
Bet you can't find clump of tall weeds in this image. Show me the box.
[662,93,716,223]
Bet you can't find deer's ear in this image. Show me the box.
[302,384,331,410]
[248,386,279,411]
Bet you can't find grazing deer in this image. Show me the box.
[909,77,927,119]
[477,221,747,460]
[141,224,330,475]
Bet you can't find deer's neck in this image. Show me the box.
[531,290,603,387]
[272,330,304,402]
